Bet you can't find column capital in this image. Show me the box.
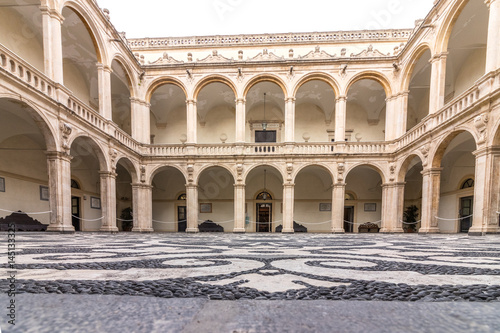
[185,184,198,190]
[234,183,246,189]
[236,98,246,104]
[333,183,346,188]
[283,183,295,188]
[430,52,448,62]
[336,95,347,102]
[382,182,406,189]
[421,167,443,176]
[186,99,197,106]
[131,183,153,190]
[473,147,493,158]
[130,97,150,107]
[96,63,112,73]
[485,0,497,8]
[45,151,72,162]
[40,6,65,22]
[99,171,117,178]
[285,97,296,103]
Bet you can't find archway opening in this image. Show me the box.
[246,82,285,143]
[0,98,51,225]
[245,166,283,232]
[198,166,235,232]
[70,137,104,231]
[62,7,99,109]
[444,0,488,104]
[295,80,336,143]
[197,82,236,144]
[150,84,187,144]
[346,79,386,142]
[111,60,132,135]
[294,166,333,232]
[436,132,477,233]
[345,165,383,232]
[151,167,186,232]
[407,49,431,131]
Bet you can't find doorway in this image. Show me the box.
[460,196,473,233]
[256,203,272,232]
[343,206,354,233]
[178,206,187,232]
[71,196,81,231]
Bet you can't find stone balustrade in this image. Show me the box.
[67,95,107,133]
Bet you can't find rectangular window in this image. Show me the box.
[255,130,276,143]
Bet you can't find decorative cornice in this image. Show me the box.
[149,52,184,65]
[197,50,233,63]
[350,45,390,58]
[248,49,283,62]
[299,46,336,60]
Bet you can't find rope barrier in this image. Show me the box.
[400,220,422,225]
[71,215,104,222]
[0,208,52,215]
[152,219,183,224]
[294,220,332,225]
[343,220,382,225]
[435,215,473,221]
[116,218,134,222]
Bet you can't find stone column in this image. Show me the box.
[428,53,448,114]
[46,152,74,233]
[233,184,246,233]
[235,98,246,143]
[380,183,404,233]
[397,91,409,137]
[284,97,296,143]
[331,183,346,233]
[131,184,154,232]
[419,168,442,233]
[485,0,500,72]
[186,99,197,145]
[186,184,199,233]
[282,183,295,233]
[384,96,397,141]
[131,98,151,143]
[469,148,500,235]
[99,171,118,233]
[97,64,113,120]
[41,7,64,83]
[335,96,347,142]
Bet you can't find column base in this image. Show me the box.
[132,228,154,233]
[331,227,345,234]
[468,226,500,236]
[232,228,246,233]
[419,227,440,234]
[186,228,199,233]
[380,228,404,234]
[47,225,75,233]
[281,228,294,234]
[100,226,119,233]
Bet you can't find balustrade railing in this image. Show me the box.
[0,44,54,99]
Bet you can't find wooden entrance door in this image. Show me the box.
[71,196,80,231]
[343,206,354,233]
[256,203,272,232]
[178,206,187,232]
[460,196,473,233]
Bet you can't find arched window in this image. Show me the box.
[177,193,186,200]
[71,179,80,189]
[256,191,272,200]
[460,178,474,189]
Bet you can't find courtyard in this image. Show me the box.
[1,233,500,332]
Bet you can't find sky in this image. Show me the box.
[96,0,436,39]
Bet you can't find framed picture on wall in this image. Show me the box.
[364,203,377,212]
[319,203,332,211]
[39,186,49,201]
[0,177,5,192]
[200,203,212,213]
[90,197,101,209]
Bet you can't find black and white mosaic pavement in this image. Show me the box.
[2,233,500,302]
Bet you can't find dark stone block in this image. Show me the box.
[0,211,47,231]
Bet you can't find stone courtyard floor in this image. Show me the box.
[1,233,500,332]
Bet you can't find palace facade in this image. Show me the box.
[1,0,499,235]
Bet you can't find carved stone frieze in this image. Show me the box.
[299,46,336,60]
[473,113,489,145]
[248,49,284,62]
[60,122,72,153]
[351,45,390,58]
[197,50,233,63]
[149,52,184,65]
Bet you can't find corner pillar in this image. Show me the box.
[335,96,347,142]
[99,171,118,233]
[46,152,74,233]
[186,99,197,145]
[131,98,151,143]
[282,183,295,233]
[233,183,246,233]
[380,183,405,233]
[284,97,296,143]
[235,98,246,144]
[419,168,442,233]
[428,53,448,114]
[331,183,346,233]
[97,64,113,120]
[131,184,153,232]
[41,7,64,83]
[186,184,199,233]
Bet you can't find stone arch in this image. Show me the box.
[292,163,334,183]
[292,72,340,97]
[195,164,237,184]
[434,0,472,54]
[345,71,393,97]
[115,157,139,184]
[397,154,425,183]
[0,95,58,151]
[430,129,479,168]
[193,75,238,100]
[491,120,500,146]
[110,54,138,98]
[67,134,109,171]
[243,74,289,99]
[60,1,108,64]
[148,164,188,186]
[344,162,387,184]
[401,43,432,91]
[243,163,285,184]
[145,76,188,103]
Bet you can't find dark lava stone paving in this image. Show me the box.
[2,233,500,301]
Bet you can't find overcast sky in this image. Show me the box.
[96,0,436,38]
